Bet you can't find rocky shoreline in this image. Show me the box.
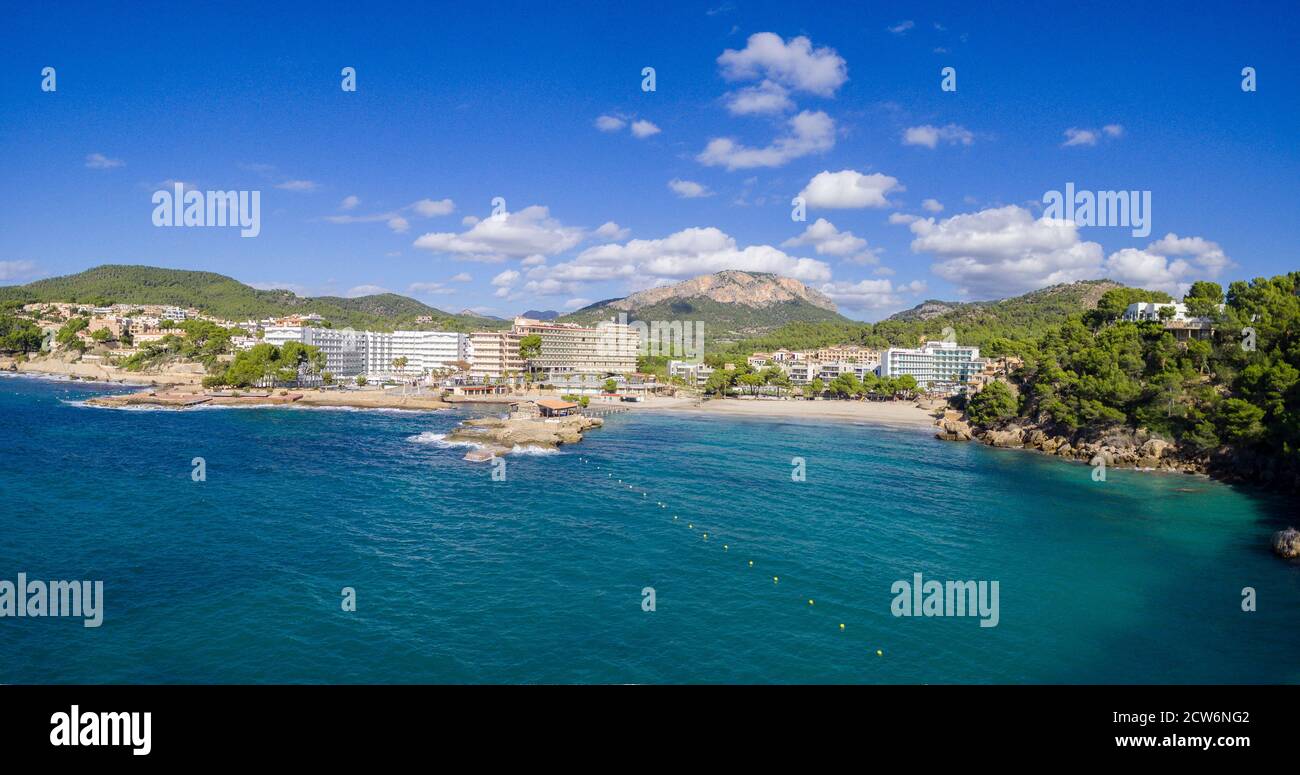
[446,414,603,461]
[934,410,1300,561]
[933,410,1202,474]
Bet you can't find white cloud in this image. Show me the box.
[630,119,661,138]
[491,269,520,287]
[276,179,319,192]
[1063,124,1124,147]
[449,272,473,282]
[595,115,627,132]
[716,32,848,97]
[698,110,836,170]
[563,297,593,310]
[889,212,920,225]
[340,195,360,210]
[85,153,124,170]
[887,20,915,35]
[922,198,945,213]
[407,282,456,296]
[782,218,876,264]
[798,169,902,209]
[346,284,390,297]
[413,205,583,262]
[0,260,38,282]
[520,254,547,267]
[668,179,714,199]
[725,80,795,115]
[902,123,974,149]
[819,278,925,311]
[543,226,832,287]
[1062,128,1098,147]
[1103,233,1233,296]
[411,198,455,217]
[326,199,447,231]
[593,221,631,241]
[462,215,480,226]
[908,205,1105,297]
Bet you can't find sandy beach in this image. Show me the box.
[635,395,942,428]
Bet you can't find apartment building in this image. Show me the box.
[468,330,524,381]
[668,360,715,385]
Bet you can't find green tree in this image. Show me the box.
[966,381,1018,426]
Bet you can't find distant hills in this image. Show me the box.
[1,265,1148,353]
[559,270,849,342]
[881,280,1127,338]
[0,265,509,332]
[713,279,1149,359]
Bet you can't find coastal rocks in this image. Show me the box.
[1272,528,1300,559]
[445,414,603,460]
[934,414,973,441]
[983,427,1025,448]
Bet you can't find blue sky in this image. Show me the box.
[1,1,1296,320]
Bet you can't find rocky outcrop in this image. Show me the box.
[446,414,603,460]
[1273,528,1300,559]
[934,412,973,441]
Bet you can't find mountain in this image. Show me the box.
[558,270,848,342]
[886,280,1125,326]
[0,265,510,332]
[521,309,559,320]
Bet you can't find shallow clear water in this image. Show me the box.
[1,374,1296,683]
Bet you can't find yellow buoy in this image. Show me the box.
[808,599,815,606]
[876,649,883,656]
[748,560,753,567]
[839,623,845,631]
[773,576,779,583]
[723,544,728,551]
[702,533,708,540]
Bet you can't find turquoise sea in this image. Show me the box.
[1,374,1296,683]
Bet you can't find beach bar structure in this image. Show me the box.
[535,399,579,417]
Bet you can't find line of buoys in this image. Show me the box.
[587,457,884,655]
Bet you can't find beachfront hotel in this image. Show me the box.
[509,317,638,378]
[364,330,469,376]
[879,341,983,391]
[264,325,368,376]
[264,326,469,378]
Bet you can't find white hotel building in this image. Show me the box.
[263,326,467,378]
[364,330,469,376]
[879,340,983,392]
